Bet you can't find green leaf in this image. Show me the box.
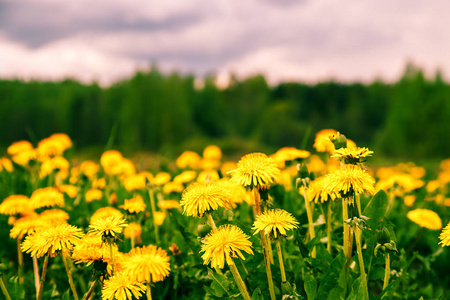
[304,274,317,300]
[362,190,389,229]
[208,268,231,297]
[251,288,264,300]
[9,277,25,300]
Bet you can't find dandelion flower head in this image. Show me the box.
[407,209,442,230]
[181,182,231,218]
[89,216,128,241]
[439,222,450,247]
[90,207,124,224]
[201,224,253,269]
[323,165,375,198]
[101,272,146,300]
[253,209,299,239]
[124,245,171,283]
[22,223,84,257]
[30,187,65,209]
[0,195,32,216]
[120,195,146,214]
[331,147,374,165]
[229,153,281,189]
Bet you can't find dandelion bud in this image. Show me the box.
[330,133,347,149]
[377,227,391,245]
[298,164,309,179]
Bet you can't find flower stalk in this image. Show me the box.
[354,226,369,300]
[37,252,50,300]
[253,188,276,300]
[228,260,251,300]
[276,239,287,283]
[148,189,160,244]
[146,282,153,300]
[62,253,79,300]
[81,281,97,300]
[383,253,390,291]
[33,254,40,297]
[303,188,316,257]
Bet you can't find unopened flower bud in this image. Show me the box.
[298,164,309,179]
[330,133,347,149]
[377,227,391,245]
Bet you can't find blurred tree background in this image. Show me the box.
[0,63,449,159]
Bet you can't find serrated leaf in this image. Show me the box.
[304,274,317,300]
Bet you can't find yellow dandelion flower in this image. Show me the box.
[72,234,118,266]
[176,151,201,169]
[197,169,220,182]
[102,272,146,300]
[331,147,374,164]
[92,177,107,189]
[272,147,311,166]
[30,187,65,209]
[439,222,450,247]
[7,140,34,156]
[89,216,128,240]
[307,177,338,203]
[101,150,124,176]
[426,180,440,193]
[203,145,222,160]
[173,171,197,184]
[49,133,72,150]
[37,137,66,159]
[58,184,78,198]
[79,160,100,178]
[39,209,70,223]
[152,172,172,186]
[10,216,47,239]
[120,195,146,214]
[201,225,253,269]
[163,181,185,194]
[123,172,153,192]
[0,157,13,172]
[181,182,232,218]
[120,158,136,177]
[216,178,247,208]
[158,200,181,210]
[403,195,416,207]
[407,209,442,230]
[12,149,37,166]
[0,195,32,215]
[86,188,103,203]
[21,223,84,258]
[39,156,70,179]
[323,165,375,198]
[252,209,299,239]
[199,159,221,170]
[154,211,166,226]
[90,207,123,224]
[313,129,338,153]
[124,245,171,283]
[229,153,281,189]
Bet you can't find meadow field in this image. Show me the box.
[0,130,449,300]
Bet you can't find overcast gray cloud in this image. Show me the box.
[0,0,449,85]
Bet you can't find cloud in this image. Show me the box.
[1,0,450,85]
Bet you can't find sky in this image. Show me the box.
[0,0,449,86]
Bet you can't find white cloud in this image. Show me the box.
[1,0,450,85]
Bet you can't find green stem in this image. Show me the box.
[354,226,369,300]
[326,202,332,254]
[33,255,40,297]
[148,189,160,244]
[81,281,97,300]
[0,276,11,300]
[228,260,251,300]
[37,252,50,300]
[63,253,80,300]
[276,239,287,283]
[303,189,316,258]
[206,213,217,230]
[383,253,390,292]
[343,198,349,258]
[253,188,276,300]
[109,243,114,275]
[146,282,152,300]
[355,194,362,217]
[17,238,23,285]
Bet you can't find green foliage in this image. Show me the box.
[1,64,449,158]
